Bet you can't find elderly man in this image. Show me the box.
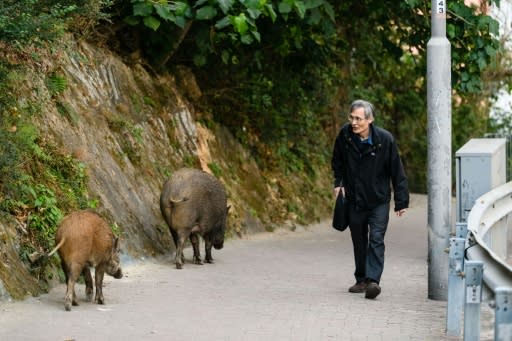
[331,99,409,299]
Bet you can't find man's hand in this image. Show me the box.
[334,186,345,198]
[396,209,407,217]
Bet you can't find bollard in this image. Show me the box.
[464,261,483,340]
[495,287,512,341]
[446,237,466,336]
[455,222,468,239]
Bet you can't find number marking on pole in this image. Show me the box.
[436,1,445,14]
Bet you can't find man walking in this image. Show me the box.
[331,99,409,299]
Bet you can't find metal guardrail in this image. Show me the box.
[466,181,512,288]
[447,181,512,340]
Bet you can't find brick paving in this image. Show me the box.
[0,194,494,340]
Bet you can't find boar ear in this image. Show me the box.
[226,205,231,214]
[113,236,120,251]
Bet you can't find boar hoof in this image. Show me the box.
[65,301,72,311]
[95,294,105,304]
[176,263,183,269]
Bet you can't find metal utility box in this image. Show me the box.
[456,138,506,222]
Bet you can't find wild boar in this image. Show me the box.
[160,168,229,269]
[48,210,123,311]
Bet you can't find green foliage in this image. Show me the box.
[26,185,63,245]
[0,1,76,44]
[143,96,156,107]
[322,0,501,192]
[46,73,68,96]
[121,0,336,67]
[111,222,121,237]
[0,60,93,258]
[208,162,223,178]
[76,0,502,193]
[68,0,116,36]
[448,1,501,93]
[106,116,145,164]
[0,0,115,45]
[125,0,191,30]
[107,0,497,191]
[489,105,512,136]
[183,154,199,168]
[56,101,79,124]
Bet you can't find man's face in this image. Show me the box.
[348,107,373,137]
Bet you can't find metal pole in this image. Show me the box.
[464,261,483,340]
[495,287,512,341]
[446,237,465,336]
[427,0,452,301]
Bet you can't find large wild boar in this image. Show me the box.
[48,210,123,311]
[160,168,229,269]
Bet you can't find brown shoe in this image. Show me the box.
[365,282,381,299]
[348,281,367,293]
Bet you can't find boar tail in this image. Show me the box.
[28,238,66,264]
[48,238,66,257]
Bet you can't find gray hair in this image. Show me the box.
[349,99,375,120]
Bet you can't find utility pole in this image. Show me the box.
[427,0,452,301]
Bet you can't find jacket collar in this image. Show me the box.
[343,123,381,144]
[342,123,382,154]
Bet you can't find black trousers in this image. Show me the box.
[348,202,390,284]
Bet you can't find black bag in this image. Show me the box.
[332,194,349,231]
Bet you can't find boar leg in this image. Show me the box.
[204,238,214,264]
[82,267,93,301]
[175,234,187,269]
[169,228,179,250]
[64,263,82,311]
[170,228,185,264]
[94,267,105,304]
[190,233,203,265]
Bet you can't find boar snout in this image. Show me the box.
[106,261,123,279]
[112,268,123,279]
[213,230,225,250]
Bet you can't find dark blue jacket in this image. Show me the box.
[331,123,409,212]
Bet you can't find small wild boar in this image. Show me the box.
[48,210,123,311]
[160,168,229,269]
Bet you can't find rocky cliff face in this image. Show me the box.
[0,39,331,301]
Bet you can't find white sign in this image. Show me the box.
[436,1,446,14]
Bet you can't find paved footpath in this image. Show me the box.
[0,194,494,341]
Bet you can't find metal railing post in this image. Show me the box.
[464,261,484,340]
[495,287,512,341]
[456,222,468,239]
[447,237,466,336]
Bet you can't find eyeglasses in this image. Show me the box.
[347,115,366,123]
